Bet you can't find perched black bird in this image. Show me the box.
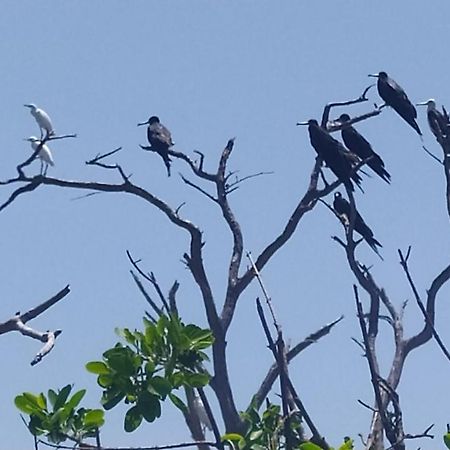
[337,114,391,184]
[369,71,422,136]
[333,192,382,257]
[138,116,174,176]
[416,99,449,141]
[299,119,362,191]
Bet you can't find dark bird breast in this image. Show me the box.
[148,123,173,149]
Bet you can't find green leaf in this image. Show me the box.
[14,394,40,414]
[169,393,188,414]
[48,389,58,409]
[102,391,125,410]
[148,376,172,397]
[54,385,72,411]
[299,443,324,450]
[97,374,114,388]
[86,361,110,375]
[184,372,210,388]
[66,389,86,411]
[338,437,354,450]
[37,393,47,410]
[222,433,245,442]
[444,432,450,449]
[138,392,161,423]
[249,430,263,441]
[124,405,143,432]
[83,409,105,427]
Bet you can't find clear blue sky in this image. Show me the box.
[1,2,450,449]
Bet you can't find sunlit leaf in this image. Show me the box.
[86,361,110,375]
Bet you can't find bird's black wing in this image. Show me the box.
[149,123,174,148]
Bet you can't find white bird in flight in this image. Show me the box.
[25,136,55,175]
[24,103,55,137]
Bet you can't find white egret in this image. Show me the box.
[24,103,55,137]
[25,136,55,175]
[192,395,212,432]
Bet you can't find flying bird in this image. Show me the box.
[25,136,55,175]
[416,99,449,141]
[333,191,382,258]
[368,71,422,136]
[298,119,362,191]
[24,104,55,137]
[337,114,391,184]
[138,115,173,176]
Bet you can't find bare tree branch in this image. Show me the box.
[0,285,70,364]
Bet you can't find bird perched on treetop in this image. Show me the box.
[25,136,54,175]
[368,71,421,136]
[298,119,362,191]
[24,104,55,138]
[336,114,391,184]
[333,191,382,258]
[138,115,174,177]
[416,99,449,141]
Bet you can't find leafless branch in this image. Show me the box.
[180,174,218,203]
[255,298,329,450]
[398,249,450,361]
[38,440,220,450]
[320,84,376,128]
[252,315,343,410]
[0,285,70,364]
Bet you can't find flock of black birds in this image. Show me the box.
[138,71,450,259]
[300,71,450,258]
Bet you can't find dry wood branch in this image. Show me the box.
[399,250,450,360]
[129,270,163,317]
[0,285,70,364]
[38,440,220,450]
[320,84,376,128]
[126,251,170,312]
[354,285,396,447]
[255,298,329,450]
[197,388,223,450]
[180,174,218,203]
[225,171,274,193]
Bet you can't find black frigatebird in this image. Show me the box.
[298,119,362,191]
[337,114,391,184]
[368,71,422,136]
[416,99,449,141]
[138,116,174,176]
[333,191,382,258]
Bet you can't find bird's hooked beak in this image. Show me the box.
[296,121,310,126]
[416,101,429,106]
[368,73,379,78]
[137,120,149,127]
[24,104,33,108]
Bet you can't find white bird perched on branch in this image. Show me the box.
[25,136,55,175]
[192,395,212,432]
[24,103,55,138]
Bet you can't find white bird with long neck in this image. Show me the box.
[25,136,55,175]
[24,103,55,138]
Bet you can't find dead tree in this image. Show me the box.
[2,84,449,450]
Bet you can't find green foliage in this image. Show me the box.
[14,384,104,445]
[223,400,354,450]
[444,429,450,449]
[86,314,214,432]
